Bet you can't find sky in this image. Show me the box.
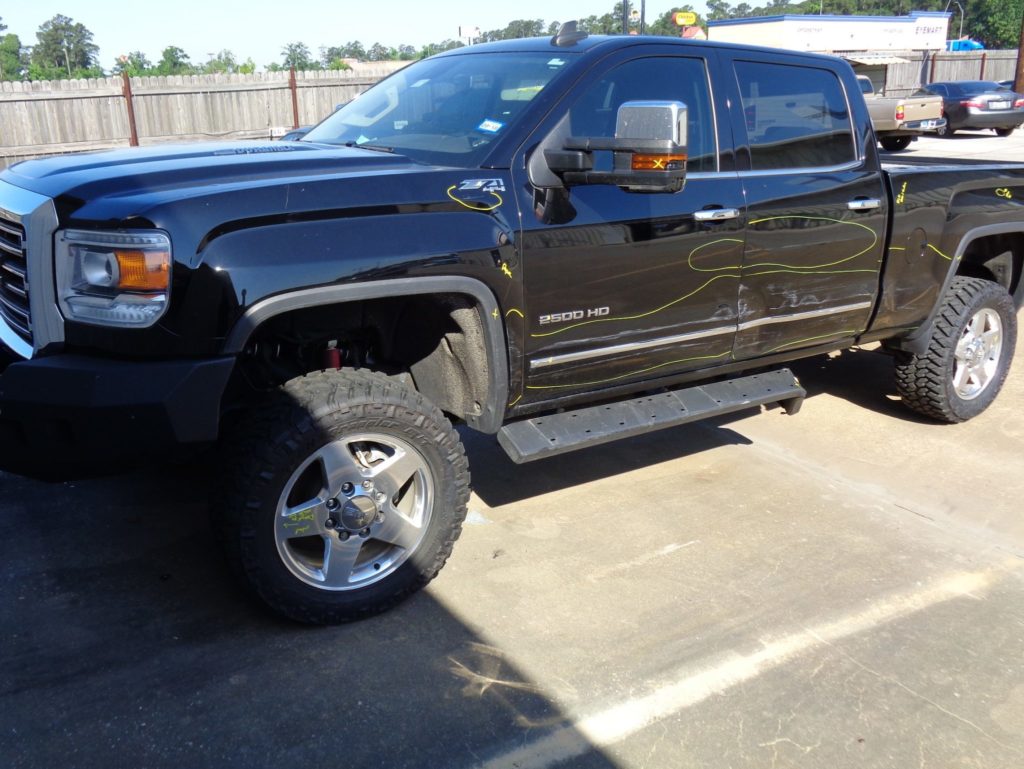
[0,1,705,70]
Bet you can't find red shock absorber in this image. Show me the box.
[322,342,342,369]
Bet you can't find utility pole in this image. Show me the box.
[1016,8,1024,93]
[622,1,630,35]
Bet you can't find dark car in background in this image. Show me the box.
[279,126,313,141]
[917,80,1024,137]
[278,103,347,141]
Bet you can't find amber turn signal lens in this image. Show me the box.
[114,249,170,291]
[631,153,687,171]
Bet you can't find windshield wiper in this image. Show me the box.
[343,141,394,153]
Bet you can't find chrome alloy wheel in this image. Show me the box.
[953,308,1003,400]
[274,432,434,591]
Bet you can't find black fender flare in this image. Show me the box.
[894,223,1024,355]
[223,276,510,433]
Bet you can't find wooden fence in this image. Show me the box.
[0,63,407,168]
[877,50,1018,97]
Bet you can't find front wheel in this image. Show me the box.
[995,127,1015,137]
[880,136,913,152]
[935,124,955,137]
[895,277,1017,423]
[216,370,470,624]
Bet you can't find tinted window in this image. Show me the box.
[305,53,575,167]
[735,61,856,170]
[567,57,716,173]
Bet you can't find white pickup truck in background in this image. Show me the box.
[857,75,945,151]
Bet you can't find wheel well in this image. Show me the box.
[234,293,492,423]
[958,231,1024,304]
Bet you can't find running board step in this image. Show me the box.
[498,368,805,464]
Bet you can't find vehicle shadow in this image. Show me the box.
[469,344,949,508]
[465,416,754,509]
[786,346,937,424]
[0,464,616,769]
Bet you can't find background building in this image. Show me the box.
[707,11,1016,97]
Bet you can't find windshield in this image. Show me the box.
[304,52,577,167]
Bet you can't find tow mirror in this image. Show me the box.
[544,100,688,193]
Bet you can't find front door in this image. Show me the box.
[510,49,744,406]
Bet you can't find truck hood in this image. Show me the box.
[0,141,501,268]
[0,141,426,203]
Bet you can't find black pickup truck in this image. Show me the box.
[2,28,1022,623]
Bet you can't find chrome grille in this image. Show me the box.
[0,216,32,346]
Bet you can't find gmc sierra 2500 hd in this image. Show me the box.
[1,26,1022,623]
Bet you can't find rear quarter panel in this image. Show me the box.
[870,163,1024,336]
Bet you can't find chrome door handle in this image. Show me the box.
[848,198,881,211]
[694,208,741,222]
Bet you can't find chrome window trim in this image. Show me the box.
[736,159,862,177]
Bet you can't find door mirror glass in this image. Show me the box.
[543,100,690,193]
[528,56,715,194]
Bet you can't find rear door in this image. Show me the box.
[720,53,887,359]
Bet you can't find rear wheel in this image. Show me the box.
[935,124,955,137]
[995,127,1015,137]
[880,136,913,152]
[895,277,1016,423]
[216,369,470,624]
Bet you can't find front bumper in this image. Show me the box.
[0,353,235,480]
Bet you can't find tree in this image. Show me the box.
[479,19,545,42]
[112,51,152,76]
[31,14,100,79]
[155,46,194,76]
[418,39,463,58]
[705,1,733,20]
[366,42,395,61]
[965,0,1022,49]
[0,33,27,81]
[325,41,366,61]
[281,42,318,70]
[202,49,238,74]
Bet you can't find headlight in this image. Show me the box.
[56,229,172,328]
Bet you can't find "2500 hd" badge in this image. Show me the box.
[538,307,610,325]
